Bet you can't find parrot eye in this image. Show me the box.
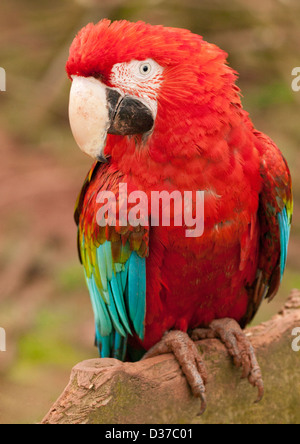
[139,62,152,76]
[111,58,163,85]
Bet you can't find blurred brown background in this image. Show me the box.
[0,0,299,424]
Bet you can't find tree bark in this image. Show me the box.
[41,289,300,424]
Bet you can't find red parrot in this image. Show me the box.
[66,19,292,413]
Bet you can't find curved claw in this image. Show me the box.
[198,394,207,416]
[250,370,264,403]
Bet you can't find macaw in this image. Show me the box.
[66,19,292,413]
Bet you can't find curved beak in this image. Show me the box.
[68,75,154,161]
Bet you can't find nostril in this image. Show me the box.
[93,72,106,82]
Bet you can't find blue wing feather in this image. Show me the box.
[110,276,132,335]
[86,273,112,337]
[278,207,291,281]
[127,252,146,340]
[83,241,146,360]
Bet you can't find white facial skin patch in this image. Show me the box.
[110,59,164,117]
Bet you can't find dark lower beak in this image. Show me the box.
[106,89,154,136]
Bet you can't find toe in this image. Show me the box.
[142,330,208,415]
[209,318,264,402]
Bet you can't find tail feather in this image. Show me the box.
[95,326,127,361]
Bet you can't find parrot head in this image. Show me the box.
[66,19,240,165]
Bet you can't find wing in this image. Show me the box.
[75,162,149,360]
[243,131,293,324]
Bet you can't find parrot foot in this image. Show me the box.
[141,330,208,415]
[191,318,264,403]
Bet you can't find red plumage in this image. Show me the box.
[67,19,292,356]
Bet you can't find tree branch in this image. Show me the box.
[41,289,300,424]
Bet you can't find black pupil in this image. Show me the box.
[143,65,149,72]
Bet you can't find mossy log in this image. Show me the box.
[42,290,300,424]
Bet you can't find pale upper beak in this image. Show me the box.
[68,75,154,161]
